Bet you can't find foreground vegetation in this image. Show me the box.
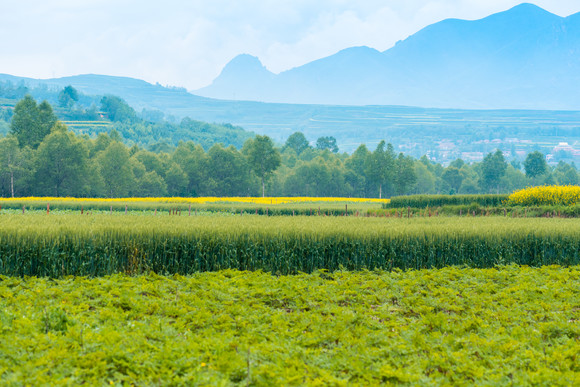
[1,266,578,385]
[0,214,578,277]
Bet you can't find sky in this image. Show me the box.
[1,1,578,91]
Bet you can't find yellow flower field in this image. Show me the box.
[507,185,580,206]
[0,196,389,205]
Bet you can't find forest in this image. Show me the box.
[0,95,578,199]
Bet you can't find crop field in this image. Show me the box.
[0,197,387,216]
[382,188,580,218]
[508,185,580,207]
[0,213,578,277]
[0,196,389,206]
[1,193,578,385]
[1,266,579,385]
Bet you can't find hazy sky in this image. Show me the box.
[1,1,578,90]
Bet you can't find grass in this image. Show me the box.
[0,213,578,276]
[385,194,509,209]
[0,266,578,385]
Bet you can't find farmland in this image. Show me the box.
[1,266,579,385]
[1,193,579,385]
[0,214,578,277]
[0,197,387,216]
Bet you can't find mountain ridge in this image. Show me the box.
[195,3,580,109]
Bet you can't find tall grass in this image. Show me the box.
[0,214,577,277]
[384,194,509,209]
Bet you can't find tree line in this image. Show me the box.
[0,96,577,198]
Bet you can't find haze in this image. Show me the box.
[2,0,578,91]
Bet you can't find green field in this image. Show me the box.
[1,210,578,385]
[0,198,381,217]
[0,214,578,277]
[1,266,579,385]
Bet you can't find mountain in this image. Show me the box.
[199,54,275,101]
[195,3,580,109]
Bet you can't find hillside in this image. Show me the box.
[0,82,253,150]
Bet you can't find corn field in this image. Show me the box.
[0,214,578,277]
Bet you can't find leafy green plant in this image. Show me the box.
[40,307,71,334]
[0,266,579,385]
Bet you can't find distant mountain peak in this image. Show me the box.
[509,2,554,13]
[336,46,381,55]
[196,54,275,100]
[484,2,560,23]
[220,54,272,76]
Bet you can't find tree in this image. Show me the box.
[283,132,310,155]
[58,85,79,108]
[134,150,167,178]
[96,142,134,197]
[412,162,436,194]
[164,163,189,196]
[449,159,465,169]
[34,122,89,196]
[316,136,339,153]
[553,161,579,185]
[243,135,281,197]
[0,136,24,197]
[10,96,37,147]
[457,166,480,194]
[172,141,210,196]
[90,133,114,157]
[135,171,167,197]
[345,144,370,197]
[365,141,395,198]
[500,164,527,192]
[207,144,252,196]
[480,149,507,193]
[524,151,547,178]
[38,101,58,132]
[284,158,331,197]
[100,95,137,122]
[441,166,463,193]
[510,159,522,170]
[393,153,417,195]
[10,96,57,149]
